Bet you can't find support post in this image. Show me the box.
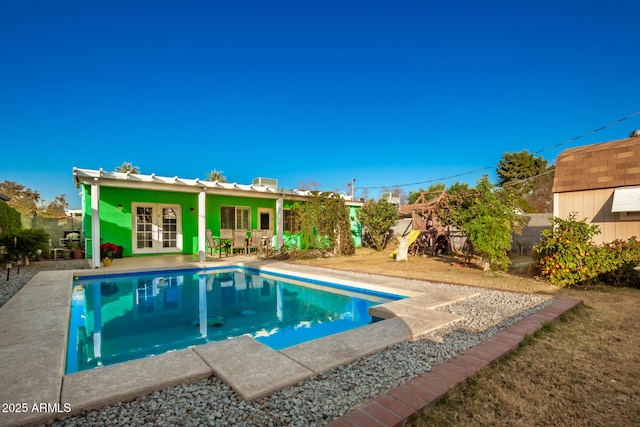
[198,190,206,261]
[91,179,101,269]
[276,197,284,250]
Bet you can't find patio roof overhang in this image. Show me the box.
[73,168,361,205]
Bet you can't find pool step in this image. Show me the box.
[194,336,315,400]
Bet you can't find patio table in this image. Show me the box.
[215,238,231,258]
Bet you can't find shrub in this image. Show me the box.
[533,214,640,288]
[599,238,640,287]
[0,201,22,235]
[357,199,397,251]
[0,228,50,261]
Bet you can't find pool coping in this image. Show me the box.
[0,258,573,426]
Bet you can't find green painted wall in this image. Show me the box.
[205,195,277,233]
[83,185,199,257]
[349,205,362,247]
[81,185,362,258]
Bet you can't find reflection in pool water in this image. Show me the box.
[66,268,400,374]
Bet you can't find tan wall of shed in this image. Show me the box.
[555,189,640,245]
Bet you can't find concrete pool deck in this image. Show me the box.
[0,255,581,426]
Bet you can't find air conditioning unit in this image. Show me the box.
[252,177,278,189]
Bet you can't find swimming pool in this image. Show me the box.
[66,266,402,374]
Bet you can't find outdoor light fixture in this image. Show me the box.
[5,262,12,281]
[16,259,22,274]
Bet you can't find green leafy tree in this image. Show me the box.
[438,175,527,271]
[447,181,470,195]
[408,183,445,204]
[115,162,140,174]
[358,199,398,251]
[496,150,553,212]
[205,169,227,182]
[0,181,40,216]
[497,150,547,190]
[0,201,22,235]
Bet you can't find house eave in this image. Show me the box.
[72,167,358,203]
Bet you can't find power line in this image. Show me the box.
[501,167,555,189]
[361,166,494,190]
[532,111,640,155]
[360,111,640,191]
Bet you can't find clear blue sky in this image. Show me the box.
[2,1,639,209]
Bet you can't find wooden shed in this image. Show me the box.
[552,133,640,244]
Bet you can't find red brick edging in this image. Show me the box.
[328,297,582,427]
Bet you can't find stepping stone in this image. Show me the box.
[281,317,411,374]
[194,337,314,400]
[62,349,212,413]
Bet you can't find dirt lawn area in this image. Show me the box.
[293,248,640,427]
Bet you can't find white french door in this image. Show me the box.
[132,203,182,254]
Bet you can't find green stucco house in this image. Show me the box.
[73,168,363,268]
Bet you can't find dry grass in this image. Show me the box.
[291,248,640,427]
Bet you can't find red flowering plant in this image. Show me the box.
[100,242,119,260]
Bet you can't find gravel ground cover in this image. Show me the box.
[1,259,551,426]
[0,259,89,309]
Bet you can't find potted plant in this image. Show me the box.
[100,242,119,267]
[70,241,84,259]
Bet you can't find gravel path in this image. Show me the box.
[0,259,89,309]
[2,260,552,427]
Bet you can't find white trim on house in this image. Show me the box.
[611,186,640,213]
[91,179,101,269]
[131,203,183,255]
[73,168,361,203]
[73,167,362,261]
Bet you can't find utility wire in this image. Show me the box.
[501,168,555,189]
[360,111,640,190]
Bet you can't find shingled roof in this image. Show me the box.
[552,135,640,193]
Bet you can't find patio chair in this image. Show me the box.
[248,230,263,255]
[220,228,233,240]
[205,229,216,256]
[261,229,274,257]
[231,229,247,255]
[206,229,231,258]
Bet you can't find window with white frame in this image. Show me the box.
[221,206,251,229]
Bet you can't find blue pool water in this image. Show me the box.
[66,267,401,374]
